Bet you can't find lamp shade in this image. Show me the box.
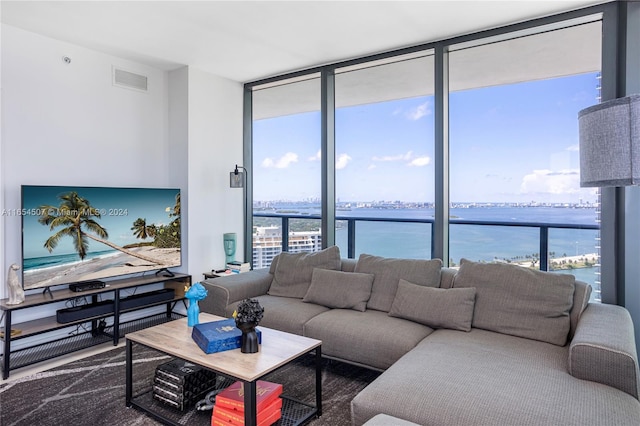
[578,94,639,187]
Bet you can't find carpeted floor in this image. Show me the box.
[0,344,380,426]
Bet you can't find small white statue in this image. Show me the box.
[7,263,25,305]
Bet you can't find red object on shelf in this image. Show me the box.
[211,398,282,426]
[214,380,283,413]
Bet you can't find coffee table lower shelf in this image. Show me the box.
[129,387,318,426]
[125,315,322,426]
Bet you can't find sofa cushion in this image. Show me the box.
[340,257,357,272]
[304,309,434,370]
[354,254,442,312]
[303,268,374,312]
[268,246,341,298]
[389,280,476,332]
[453,258,575,346]
[268,254,280,274]
[231,295,330,336]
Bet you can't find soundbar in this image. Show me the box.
[56,300,114,323]
[120,288,175,310]
[69,280,106,292]
[56,288,176,324]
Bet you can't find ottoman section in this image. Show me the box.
[352,328,640,426]
[303,309,433,370]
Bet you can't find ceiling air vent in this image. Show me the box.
[113,67,148,92]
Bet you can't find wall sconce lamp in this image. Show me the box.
[230,164,246,188]
[579,94,639,187]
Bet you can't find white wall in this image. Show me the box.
[1,25,173,304]
[166,65,245,283]
[185,67,244,281]
[168,66,189,281]
[1,25,244,333]
[0,25,176,338]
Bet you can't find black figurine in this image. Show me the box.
[234,299,264,353]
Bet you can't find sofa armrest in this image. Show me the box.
[199,269,273,317]
[569,303,639,399]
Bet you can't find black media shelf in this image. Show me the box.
[8,327,113,370]
[119,312,185,337]
[1,273,191,379]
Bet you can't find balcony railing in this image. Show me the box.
[253,212,599,272]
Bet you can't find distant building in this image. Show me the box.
[252,226,322,269]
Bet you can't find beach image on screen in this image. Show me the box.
[21,186,181,290]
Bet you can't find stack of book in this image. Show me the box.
[211,380,283,426]
[226,261,251,273]
[152,359,218,411]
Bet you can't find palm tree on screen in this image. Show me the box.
[131,218,157,240]
[38,191,164,265]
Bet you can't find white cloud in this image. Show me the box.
[406,102,431,120]
[408,156,431,167]
[309,150,321,161]
[566,144,580,152]
[367,164,377,170]
[308,150,351,169]
[335,153,352,170]
[371,151,431,167]
[520,169,581,194]
[372,151,414,162]
[262,152,299,169]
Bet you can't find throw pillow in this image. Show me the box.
[268,246,341,298]
[354,254,442,312]
[389,279,476,331]
[453,258,575,346]
[268,254,280,274]
[302,268,375,312]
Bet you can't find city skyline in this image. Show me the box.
[253,72,600,205]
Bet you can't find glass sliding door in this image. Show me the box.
[334,52,435,259]
[251,74,321,268]
[448,20,602,297]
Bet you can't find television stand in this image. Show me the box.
[41,287,53,299]
[0,273,191,380]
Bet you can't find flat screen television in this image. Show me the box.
[21,185,181,291]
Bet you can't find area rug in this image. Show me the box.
[0,344,380,426]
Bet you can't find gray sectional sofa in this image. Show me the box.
[200,246,640,425]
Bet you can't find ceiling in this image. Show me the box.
[0,0,607,84]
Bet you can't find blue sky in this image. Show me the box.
[253,72,600,204]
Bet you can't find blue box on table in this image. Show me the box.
[191,318,262,354]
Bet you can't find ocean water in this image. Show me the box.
[23,249,119,272]
[260,205,601,289]
[272,205,599,259]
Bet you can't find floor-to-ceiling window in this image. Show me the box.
[448,20,602,298]
[251,75,321,268]
[334,52,435,259]
[246,8,607,290]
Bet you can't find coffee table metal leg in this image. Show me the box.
[316,346,322,417]
[125,339,133,407]
[243,380,257,426]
